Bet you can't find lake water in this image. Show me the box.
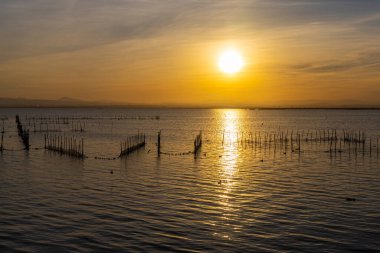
[0,108,379,252]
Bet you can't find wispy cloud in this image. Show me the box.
[1,0,379,62]
[291,50,380,74]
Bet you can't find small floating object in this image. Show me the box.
[218,180,222,184]
[260,159,264,162]
[345,197,356,202]
[110,170,114,174]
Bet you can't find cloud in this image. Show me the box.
[291,50,380,73]
[1,0,380,63]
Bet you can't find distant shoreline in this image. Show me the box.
[1,97,379,110]
[0,106,380,110]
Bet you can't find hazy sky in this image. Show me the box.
[1,0,379,106]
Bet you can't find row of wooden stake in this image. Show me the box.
[119,133,146,157]
[72,122,85,132]
[15,115,30,150]
[44,134,85,159]
[222,130,379,156]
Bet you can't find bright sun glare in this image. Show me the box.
[218,49,244,74]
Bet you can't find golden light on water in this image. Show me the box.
[215,109,245,238]
[220,109,242,178]
[222,109,242,146]
[221,110,243,175]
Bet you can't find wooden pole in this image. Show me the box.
[158,131,161,156]
[1,131,3,152]
[298,134,301,154]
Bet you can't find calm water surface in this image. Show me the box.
[0,109,379,252]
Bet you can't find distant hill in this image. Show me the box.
[0,97,110,108]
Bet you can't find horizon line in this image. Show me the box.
[1,105,380,110]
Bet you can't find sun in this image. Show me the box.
[218,49,244,74]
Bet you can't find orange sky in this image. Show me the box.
[1,1,379,107]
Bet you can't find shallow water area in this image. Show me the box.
[0,108,379,252]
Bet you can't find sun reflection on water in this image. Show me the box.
[215,109,246,238]
[221,109,243,175]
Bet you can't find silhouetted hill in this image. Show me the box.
[0,97,106,107]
